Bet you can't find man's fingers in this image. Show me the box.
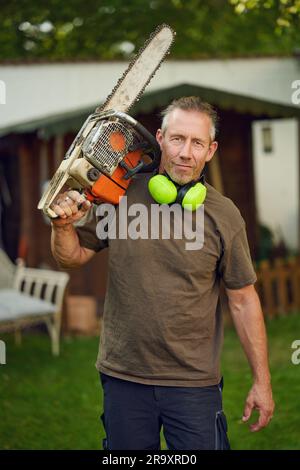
[249,410,272,432]
[81,199,92,211]
[242,385,274,432]
[64,191,91,212]
[242,401,253,422]
[58,200,74,217]
[68,190,85,204]
[50,190,91,220]
[51,204,68,218]
[51,190,91,217]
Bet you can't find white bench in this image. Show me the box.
[0,249,69,356]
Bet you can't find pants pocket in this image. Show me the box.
[215,410,230,450]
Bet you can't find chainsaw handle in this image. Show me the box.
[45,190,93,219]
[130,119,161,172]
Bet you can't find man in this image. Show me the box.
[50,96,274,450]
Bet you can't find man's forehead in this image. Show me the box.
[166,108,211,134]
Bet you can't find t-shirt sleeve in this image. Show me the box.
[218,223,257,289]
[74,204,108,253]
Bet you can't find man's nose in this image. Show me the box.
[180,139,193,159]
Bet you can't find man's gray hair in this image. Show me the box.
[160,96,219,141]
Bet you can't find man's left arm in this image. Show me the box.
[225,284,275,432]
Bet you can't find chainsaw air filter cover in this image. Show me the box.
[82,120,134,176]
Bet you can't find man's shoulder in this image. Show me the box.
[128,172,152,194]
[205,182,239,211]
[130,173,154,186]
[205,183,245,239]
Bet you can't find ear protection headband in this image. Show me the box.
[148,168,207,211]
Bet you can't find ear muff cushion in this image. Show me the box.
[182,182,207,211]
[148,174,177,204]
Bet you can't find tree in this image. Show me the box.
[0,0,299,61]
[229,0,300,31]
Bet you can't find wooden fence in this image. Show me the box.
[221,257,300,323]
[255,257,300,318]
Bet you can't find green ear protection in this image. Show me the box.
[148,169,207,211]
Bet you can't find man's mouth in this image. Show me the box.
[174,164,193,169]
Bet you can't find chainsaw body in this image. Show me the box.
[38,110,161,218]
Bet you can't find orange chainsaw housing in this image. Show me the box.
[85,149,142,205]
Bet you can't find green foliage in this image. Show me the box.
[230,0,300,32]
[0,0,300,61]
[257,223,274,261]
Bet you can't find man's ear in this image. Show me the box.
[156,129,163,149]
[205,141,218,163]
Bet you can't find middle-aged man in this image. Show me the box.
[50,96,274,450]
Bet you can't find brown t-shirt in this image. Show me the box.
[75,174,257,387]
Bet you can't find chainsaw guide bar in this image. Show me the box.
[38,24,175,218]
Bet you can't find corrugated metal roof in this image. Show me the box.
[1,83,299,138]
[133,84,300,118]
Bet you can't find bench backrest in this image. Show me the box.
[13,266,69,311]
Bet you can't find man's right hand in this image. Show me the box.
[50,190,92,226]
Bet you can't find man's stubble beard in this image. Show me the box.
[166,163,201,186]
[160,148,204,185]
[169,172,192,185]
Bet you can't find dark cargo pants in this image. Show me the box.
[99,372,230,450]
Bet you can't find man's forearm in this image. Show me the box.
[51,222,82,268]
[228,289,271,384]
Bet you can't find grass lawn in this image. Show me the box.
[1,313,300,450]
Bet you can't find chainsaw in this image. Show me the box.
[38,24,175,218]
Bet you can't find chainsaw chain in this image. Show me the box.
[96,23,176,114]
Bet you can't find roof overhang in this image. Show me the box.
[1,83,300,139]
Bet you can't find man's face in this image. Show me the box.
[156,109,218,185]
